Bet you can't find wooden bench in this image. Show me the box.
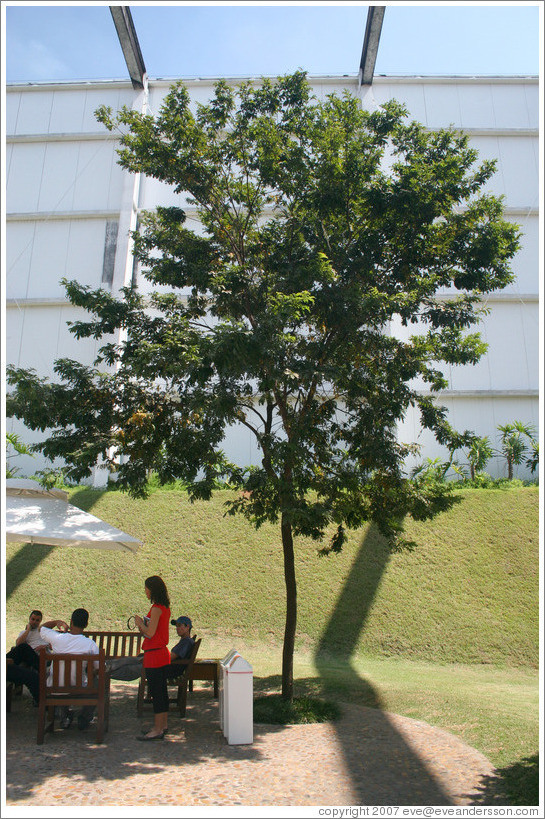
[85,630,208,714]
[137,638,202,717]
[188,658,219,698]
[37,648,108,744]
[84,630,144,659]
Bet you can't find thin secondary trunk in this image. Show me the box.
[281,511,297,701]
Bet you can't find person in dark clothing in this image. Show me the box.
[7,661,40,705]
[165,615,195,680]
[170,616,194,660]
[107,614,195,682]
[6,610,65,671]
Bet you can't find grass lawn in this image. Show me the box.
[5,484,540,802]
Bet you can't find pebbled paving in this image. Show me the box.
[4,682,504,808]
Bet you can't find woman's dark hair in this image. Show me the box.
[145,575,170,608]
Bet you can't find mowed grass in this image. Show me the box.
[5,485,539,780]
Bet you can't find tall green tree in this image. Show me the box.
[7,73,519,698]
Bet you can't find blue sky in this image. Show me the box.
[3,2,541,84]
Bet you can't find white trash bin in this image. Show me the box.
[219,649,239,734]
[219,650,253,745]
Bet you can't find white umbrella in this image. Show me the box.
[5,479,142,553]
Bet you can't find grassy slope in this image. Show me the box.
[5,486,539,772]
[6,486,538,666]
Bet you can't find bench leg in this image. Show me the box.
[136,674,145,717]
[104,678,110,732]
[177,680,188,717]
[37,700,47,744]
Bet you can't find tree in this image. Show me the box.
[465,435,494,480]
[6,72,520,699]
[6,432,34,478]
[498,421,533,481]
[498,421,536,480]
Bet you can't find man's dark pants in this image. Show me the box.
[7,664,40,704]
[6,642,40,671]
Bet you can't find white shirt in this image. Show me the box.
[40,627,99,686]
[18,627,49,650]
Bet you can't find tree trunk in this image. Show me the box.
[281,511,297,701]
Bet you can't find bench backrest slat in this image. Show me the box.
[84,631,143,659]
[39,649,105,695]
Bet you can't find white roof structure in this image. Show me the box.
[5,479,142,553]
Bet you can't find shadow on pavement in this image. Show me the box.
[313,525,454,805]
[4,686,260,803]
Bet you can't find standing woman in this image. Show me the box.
[135,575,171,740]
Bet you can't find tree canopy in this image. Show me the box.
[7,72,519,697]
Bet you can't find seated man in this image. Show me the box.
[38,608,99,731]
[108,615,195,682]
[166,615,195,678]
[6,610,66,671]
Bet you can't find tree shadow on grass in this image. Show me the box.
[471,754,540,806]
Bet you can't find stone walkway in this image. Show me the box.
[4,682,505,808]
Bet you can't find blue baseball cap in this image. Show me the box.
[171,616,192,628]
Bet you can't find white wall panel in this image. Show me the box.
[6,143,13,177]
[506,215,539,294]
[5,222,34,300]
[449,301,539,392]
[7,220,110,300]
[6,92,21,134]
[6,143,47,212]
[48,90,86,133]
[421,84,462,129]
[523,84,539,128]
[81,87,136,132]
[220,420,261,468]
[373,79,538,131]
[448,395,539,445]
[497,137,539,210]
[66,220,111,287]
[466,136,508,201]
[490,84,534,129]
[458,84,495,130]
[398,394,538,479]
[36,142,79,212]
[9,90,53,134]
[140,174,189,210]
[20,221,70,300]
[364,82,429,123]
[71,140,125,211]
[6,304,106,374]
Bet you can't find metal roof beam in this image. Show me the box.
[359,6,385,86]
[110,6,147,89]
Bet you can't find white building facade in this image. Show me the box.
[5,74,540,481]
